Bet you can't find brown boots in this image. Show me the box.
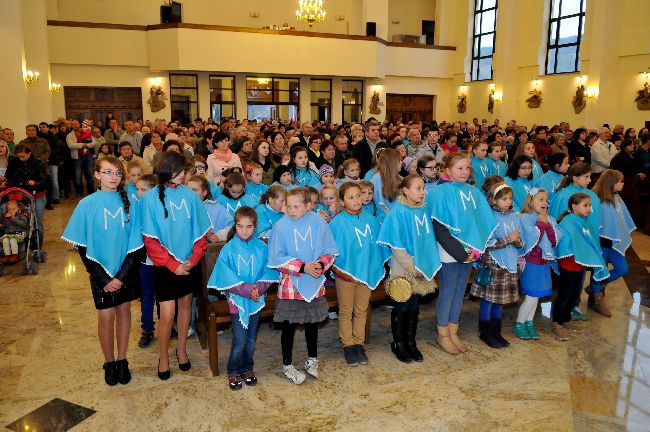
[436,324,468,355]
[588,292,612,317]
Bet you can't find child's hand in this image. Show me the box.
[251,285,259,301]
[508,227,521,242]
[182,260,194,271]
[538,212,549,223]
[103,278,123,292]
[206,229,219,243]
[304,262,323,278]
[174,264,190,276]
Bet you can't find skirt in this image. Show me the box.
[153,264,200,302]
[470,254,519,304]
[520,261,552,297]
[89,274,140,310]
[273,297,328,324]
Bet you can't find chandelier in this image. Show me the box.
[296,0,326,29]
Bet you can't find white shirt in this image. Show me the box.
[590,139,617,174]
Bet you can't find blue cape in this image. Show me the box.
[62,190,143,277]
[268,211,339,302]
[486,210,524,273]
[505,177,534,212]
[427,182,498,253]
[362,202,386,224]
[488,159,507,177]
[371,172,397,211]
[209,183,222,199]
[364,167,378,180]
[246,182,268,204]
[293,167,320,188]
[600,196,636,256]
[377,199,441,280]
[207,236,278,328]
[141,185,211,262]
[535,170,564,206]
[519,212,561,260]
[217,193,258,216]
[203,200,233,232]
[125,182,139,202]
[424,179,439,195]
[549,184,601,235]
[471,157,491,190]
[531,159,544,181]
[271,181,298,191]
[556,213,610,281]
[255,203,284,239]
[330,211,388,289]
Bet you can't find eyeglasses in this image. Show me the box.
[424,166,438,171]
[194,165,207,171]
[99,170,124,178]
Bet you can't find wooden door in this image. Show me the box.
[64,87,143,128]
[386,94,434,124]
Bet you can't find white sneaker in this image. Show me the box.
[304,358,319,379]
[283,365,306,384]
[187,326,196,338]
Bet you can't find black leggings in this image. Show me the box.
[553,268,585,324]
[281,321,318,366]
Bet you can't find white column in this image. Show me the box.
[197,72,210,121]
[21,0,52,123]
[332,78,343,124]
[299,77,311,122]
[235,74,248,120]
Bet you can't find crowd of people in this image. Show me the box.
[3,113,644,390]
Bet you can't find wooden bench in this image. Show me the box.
[196,242,387,376]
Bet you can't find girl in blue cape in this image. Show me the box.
[428,153,498,355]
[244,162,269,203]
[370,148,402,213]
[217,171,258,216]
[330,183,388,366]
[316,163,337,192]
[359,180,386,224]
[552,192,609,341]
[62,156,144,387]
[207,207,278,391]
[315,185,340,222]
[141,151,211,381]
[470,141,491,190]
[268,188,338,385]
[416,155,439,195]
[504,155,535,211]
[254,185,286,240]
[289,146,320,188]
[487,142,507,177]
[187,175,233,243]
[535,152,569,206]
[513,188,559,341]
[378,174,441,363]
[514,142,544,181]
[469,183,523,349]
[587,170,636,317]
[125,159,143,202]
[271,164,297,191]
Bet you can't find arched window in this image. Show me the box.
[545,0,587,74]
[471,0,498,81]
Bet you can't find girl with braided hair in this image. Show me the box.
[62,156,144,386]
[140,151,211,380]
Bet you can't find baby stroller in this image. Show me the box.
[0,187,47,276]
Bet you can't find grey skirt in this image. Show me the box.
[273,297,329,324]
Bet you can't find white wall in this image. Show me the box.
[387,0,435,40]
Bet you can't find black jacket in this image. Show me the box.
[610,152,640,178]
[5,155,48,194]
[352,138,385,178]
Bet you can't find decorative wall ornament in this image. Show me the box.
[488,88,495,113]
[634,82,650,110]
[147,85,167,113]
[572,85,587,114]
[369,91,381,115]
[526,88,543,108]
[457,94,467,113]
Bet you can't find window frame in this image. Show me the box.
[470,0,498,82]
[246,76,300,121]
[310,78,332,123]
[545,0,587,75]
[169,73,199,124]
[209,74,236,122]
[342,79,364,124]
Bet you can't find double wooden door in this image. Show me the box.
[385,94,435,124]
[64,87,143,127]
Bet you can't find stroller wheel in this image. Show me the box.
[40,252,48,263]
[22,265,30,275]
[30,262,39,275]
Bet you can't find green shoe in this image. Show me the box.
[571,307,588,321]
[525,321,540,340]
[512,322,531,340]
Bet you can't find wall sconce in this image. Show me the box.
[24,70,40,85]
[371,83,382,92]
[459,85,468,97]
[577,75,587,86]
[585,87,599,101]
[488,82,496,91]
[249,11,260,18]
[493,91,503,103]
[391,18,401,24]
[49,82,62,93]
[151,76,162,85]
[533,78,541,88]
[335,14,345,21]
[641,72,649,84]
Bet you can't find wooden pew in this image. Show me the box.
[196,242,387,376]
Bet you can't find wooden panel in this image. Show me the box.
[64,86,143,126]
[386,94,434,124]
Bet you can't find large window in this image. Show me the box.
[169,74,198,124]
[209,75,235,122]
[246,77,299,121]
[471,0,498,81]
[342,80,363,124]
[311,79,332,123]
[545,0,586,74]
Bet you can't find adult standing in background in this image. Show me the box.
[120,121,143,156]
[19,124,51,166]
[66,120,96,196]
[104,118,124,155]
[3,128,16,155]
[353,120,384,177]
[591,127,617,178]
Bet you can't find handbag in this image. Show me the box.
[475,264,492,286]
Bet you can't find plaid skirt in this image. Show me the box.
[470,253,519,304]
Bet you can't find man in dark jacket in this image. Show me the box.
[352,120,385,177]
[19,124,51,165]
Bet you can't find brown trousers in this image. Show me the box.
[335,278,372,347]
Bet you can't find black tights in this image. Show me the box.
[281,321,318,366]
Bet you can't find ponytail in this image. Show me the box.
[116,183,131,221]
[158,183,168,218]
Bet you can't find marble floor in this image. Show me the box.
[1,199,649,432]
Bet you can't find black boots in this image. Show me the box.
[405,310,424,362]
[479,319,509,349]
[491,318,510,347]
[103,361,118,386]
[390,310,412,363]
[115,359,132,384]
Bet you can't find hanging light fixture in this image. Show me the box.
[296,0,326,29]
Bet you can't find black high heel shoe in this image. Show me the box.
[116,359,131,384]
[176,350,191,372]
[103,361,118,386]
[158,359,171,380]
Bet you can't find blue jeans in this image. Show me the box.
[48,165,60,201]
[140,264,155,333]
[73,157,94,195]
[227,312,260,376]
[392,294,420,313]
[34,196,46,248]
[589,247,629,294]
[436,262,472,326]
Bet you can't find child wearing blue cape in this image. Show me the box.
[207,207,278,390]
[187,175,233,243]
[289,146,320,188]
[535,152,569,206]
[416,155,439,194]
[141,151,211,381]
[125,160,143,202]
[62,156,143,386]
[469,183,523,349]
[217,171,258,216]
[255,185,286,240]
[513,188,559,341]
[487,142,507,177]
[514,142,544,181]
[330,183,388,366]
[587,170,636,317]
[378,174,441,363]
[335,159,361,189]
[244,162,269,203]
[504,155,535,211]
[315,185,340,222]
[552,192,609,341]
[470,141,491,190]
[316,164,336,192]
[359,180,386,224]
[370,148,402,213]
[268,188,338,385]
[428,153,498,355]
[271,164,297,191]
